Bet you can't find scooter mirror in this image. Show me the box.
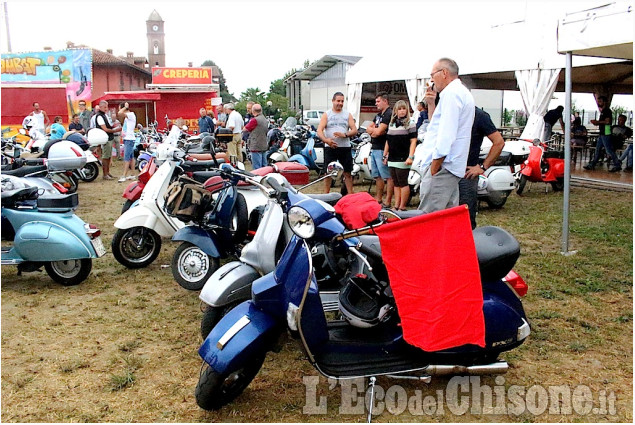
[327,161,344,178]
[19,128,27,135]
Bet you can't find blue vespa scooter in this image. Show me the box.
[1,177,106,285]
[287,131,323,173]
[194,179,531,412]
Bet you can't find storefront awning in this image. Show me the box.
[92,91,162,106]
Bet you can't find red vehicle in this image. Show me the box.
[516,139,565,195]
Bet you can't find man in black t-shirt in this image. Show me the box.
[460,107,504,229]
[366,92,393,206]
[543,106,564,141]
[584,96,620,172]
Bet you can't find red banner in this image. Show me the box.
[373,206,485,352]
[151,67,212,85]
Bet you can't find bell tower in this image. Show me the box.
[146,10,165,67]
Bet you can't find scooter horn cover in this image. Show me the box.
[373,205,485,352]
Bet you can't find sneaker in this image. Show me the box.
[583,164,595,170]
[103,175,114,180]
[127,175,137,180]
[118,176,127,182]
[608,166,622,173]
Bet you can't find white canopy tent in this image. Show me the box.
[344,14,630,130]
[557,1,633,254]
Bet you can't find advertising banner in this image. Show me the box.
[151,67,213,85]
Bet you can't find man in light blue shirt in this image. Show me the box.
[418,58,475,213]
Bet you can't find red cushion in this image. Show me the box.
[334,192,382,229]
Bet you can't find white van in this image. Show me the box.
[303,110,325,128]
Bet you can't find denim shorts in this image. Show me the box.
[123,139,135,162]
[369,149,391,179]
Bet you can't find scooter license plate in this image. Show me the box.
[91,237,107,257]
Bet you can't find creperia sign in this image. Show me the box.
[151,67,212,85]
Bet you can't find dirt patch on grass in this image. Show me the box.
[2,161,632,422]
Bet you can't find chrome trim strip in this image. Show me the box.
[216,315,251,350]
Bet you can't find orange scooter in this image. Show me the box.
[516,139,565,195]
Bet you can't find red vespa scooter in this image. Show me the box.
[516,139,565,195]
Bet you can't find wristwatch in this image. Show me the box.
[479,164,487,171]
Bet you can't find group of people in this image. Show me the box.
[316,58,504,228]
[23,100,138,182]
[198,101,270,169]
[544,99,633,173]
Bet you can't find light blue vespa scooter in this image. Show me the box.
[1,178,106,285]
[287,132,323,172]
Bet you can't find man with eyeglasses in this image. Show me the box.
[78,101,91,134]
[417,58,475,214]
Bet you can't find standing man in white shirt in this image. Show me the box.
[118,102,137,182]
[224,103,244,163]
[26,102,50,134]
[418,58,475,213]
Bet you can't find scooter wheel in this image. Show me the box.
[515,175,528,195]
[111,227,162,269]
[551,178,564,192]
[485,190,511,209]
[195,356,265,411]
[171,242,220,291]
[230,193,249,245]
[45,258,92,286]
[121,199,135,214]
[79,162,99,182]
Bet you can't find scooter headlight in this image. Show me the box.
[287,206,315,239]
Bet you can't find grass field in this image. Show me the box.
[1,160,632,422]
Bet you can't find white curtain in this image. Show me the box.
[406,78,427,123]
[516,68,561,140]
[346,83,363,125]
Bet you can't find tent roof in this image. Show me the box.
[557,2,633,60]
[295,55,362,80]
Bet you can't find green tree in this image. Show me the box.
[201,60,237,103]
[269,78,286,97]
[502,108,513,126]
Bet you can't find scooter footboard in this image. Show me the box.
[199,261,260,307]
[199,300,281,374]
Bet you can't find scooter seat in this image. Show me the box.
[307,192,342,206]
[389,209,426,220]
[2,164,48,177]
[190,171,223,183]
[1,186,39,208]
[182,160,224,172]
[356,226,520,282]
[543,150,564,159]
[472,226,520,282]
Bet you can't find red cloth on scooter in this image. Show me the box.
[334,192,382,230]
[373,205,485,352]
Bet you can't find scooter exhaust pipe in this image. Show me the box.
[424,361,508,376]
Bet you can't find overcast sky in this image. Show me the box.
[1,0,631,109]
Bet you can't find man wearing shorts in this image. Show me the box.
[95,100,121,180]
[317,92,357,194]
[118,102,137,182]
[366,93,393,206]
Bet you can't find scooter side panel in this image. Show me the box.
[14,220,93,260]
[200,261,260,307]
[122,181,143,201]
[240,202,283,274]
[287,154,310,167]
[172,226,221,258]
[199,300,281,374]
[113,205,179,237]
[483,167,515,192]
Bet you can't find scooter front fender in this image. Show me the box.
[199,300,281,374]
[172,226,221,258]
[14,221,94,260]
[269,152,287,163]
[200,261,260,307]
[122,181,143,201]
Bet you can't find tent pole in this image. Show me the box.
[561,52,575,256]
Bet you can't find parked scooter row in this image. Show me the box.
[194,169,531,412]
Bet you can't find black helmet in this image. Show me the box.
[338,275,394,328]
